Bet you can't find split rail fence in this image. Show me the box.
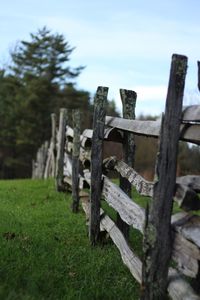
[33,54,200,299]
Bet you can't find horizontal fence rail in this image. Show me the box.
[33,54,200,299]
[105,115,200,145]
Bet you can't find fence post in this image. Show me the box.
[116,89,137,240]
[191,61,200,294]
[72,109,81,212]
[89,86,108,245]
[51,113,57,178]
[43,141,49,178]
[44,113,57,179]
[141,54,188,299]
[56,108,67,191]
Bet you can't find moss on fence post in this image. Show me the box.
[141,54,188,300]
[116,89,137,240]
[89,86,108,245]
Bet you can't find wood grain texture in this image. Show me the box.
[44,141,52,179]
[82,127,123,143]
[81,190,200,299]
[174,214,200,248]
[34,141,49,179]
[106,116,160,137]
[104,157,200,211]
[105,116,200,145]
[101,213,142,283]
[102,176,145,232]
[51,113,57,177]
[141,54,188,300]
[168,268,200,300]
[176,175,200,192]
[182,105,200,122]
[72,110,81,212]
[117,89,137,239]
[44,113,57,179]
[102,176,200,273]
[174,184,200,211]
[56,108,67,191]
[172,233,199,277]
[89,86,108,245]
[103,157,154,197]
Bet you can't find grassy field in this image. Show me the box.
[0,179,141,300]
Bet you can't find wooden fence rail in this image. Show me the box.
[33,54,200,300]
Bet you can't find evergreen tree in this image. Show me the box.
[0,27,87,178]
[0,27,123,178]
[10,27,83,83]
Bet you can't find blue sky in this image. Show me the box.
[0,0,200,115]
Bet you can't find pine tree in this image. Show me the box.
[0,27,87,178]
[0,27,120,178]
[10,26,83,83]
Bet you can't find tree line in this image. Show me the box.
[0,27,118,178]
[0,27,199,179]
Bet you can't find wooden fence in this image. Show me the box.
[33,54,200,300]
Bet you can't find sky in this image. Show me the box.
[0,0,200,116]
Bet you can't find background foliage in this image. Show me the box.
[0,27,199,179]
[0,27,118,178]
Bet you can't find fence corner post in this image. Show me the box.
[89,86,108,245]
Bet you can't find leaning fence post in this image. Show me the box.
[56,108,67,191]
[72,109,81,212]
[141,54,188,299]
[44,113,57,179]
[42,141,49,178]
[89,86,108,245]
[116,89,137,240]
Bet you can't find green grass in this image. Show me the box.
[0,179,140,300]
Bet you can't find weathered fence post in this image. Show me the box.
[191,61,200,294]
[56,108,67,191]
[116,89,137,240]
[44,113,57,179]
[35,141,48,179]
[72,109,81,212]
[43,141,49,178]
[36,146,42,178]
[89,86,108,245]
[141,54,188,299]
[51,113,57,178]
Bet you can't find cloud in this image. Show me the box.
[1,0,199,118]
